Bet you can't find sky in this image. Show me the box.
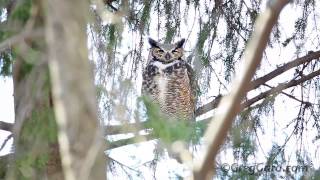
[0,77,14,156]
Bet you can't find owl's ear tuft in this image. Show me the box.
[175,38,185,48]
[148,38,159,48]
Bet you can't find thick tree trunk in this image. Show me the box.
[45,0,106,179]
[9,57,63,179]
[6,1,64,176]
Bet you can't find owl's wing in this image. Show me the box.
[141,67,150,96]
[141,64,157,98]
[185,63,199,112]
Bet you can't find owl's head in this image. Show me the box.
[148,38,185,63]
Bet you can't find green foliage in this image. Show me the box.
[256,94,276,117]
[20,108,57,144]
[89,0,320,178]
[0,26,12,42]
[0,0,35,76]
[231,114,256,162]
[264,144,286,178]
[294,17,307,40]
[106,24,117,49]
[192,120,207,143]
[16,153,49,179]
[196,22,211,57]
[9,0,32,22]
[224,54,235,81]
[142,96,194,144]
[14,106,57,179]
[0,51,12,76]
[163,0,178,43]
[140,0,152,33]
[304,168,320,179]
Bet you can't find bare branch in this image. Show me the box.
[0,121,13,132]
[103,0,118,11]
[195,95,222,117]
[193,1,290,179]
[262,83,309,104]
[105,49,320,136]
[106,122,151,135]
[248,50,320,90]
[105,65,320,147]
[196,50,320,117]
[107,134,154,150]
[241,69,320,110]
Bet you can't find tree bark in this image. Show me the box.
[45,0,106,179]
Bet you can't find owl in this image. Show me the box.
[142,38,197,122]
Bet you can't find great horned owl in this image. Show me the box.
[142,38,196,122]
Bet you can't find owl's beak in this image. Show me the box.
[165,53,171,60]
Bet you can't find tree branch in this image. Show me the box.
[0,28,43,53]
[195,50,320,117]
[241,68,320,110]
[103,0,118,11]
[106,64,320,146]
[107,134,154,150]
[106,122,151,135]
[248,50,320,90]
[0,121,13,132]
[262,83,309,105]
[102,3,320,160]
[105,68,320,150]
[46,0,105,179]
[193,1,289,179]
[105,65,320,138]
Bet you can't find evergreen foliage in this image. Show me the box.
[0,0,320,179]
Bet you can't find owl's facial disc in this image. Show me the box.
[149,38,185,63]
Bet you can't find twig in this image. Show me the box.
[0,134,13,151]
[108,156,141,174]
[192,1,290,179]
[103,0,118,11]
[0,121,13,132]
[94,0,123,24]
[262,83,311,105]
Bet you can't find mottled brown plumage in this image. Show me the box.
[142,38,196,121]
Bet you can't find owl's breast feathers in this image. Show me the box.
[142,60,196,121]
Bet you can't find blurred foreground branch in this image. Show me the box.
[46,0,105,179]
[0,28,43,53]
[192,1,290,179]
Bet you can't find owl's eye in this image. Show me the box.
[172,49,178,53]
[157,49,164,53]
